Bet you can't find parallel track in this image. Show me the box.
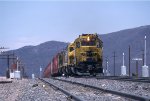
[74,76,150,83]
[96,76,150,83]
[39,78,84,101]
[0,81,12,84]
[53,77,150,101]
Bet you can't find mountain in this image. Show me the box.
[0,25,150,77]
[100,25,150,76]
[0,41,68,77]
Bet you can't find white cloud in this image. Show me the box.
[5,36,44,50]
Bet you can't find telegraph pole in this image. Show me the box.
[0,53,16,69]
[0,47,8,50]
[0,51,16,78]
[129,45,131,77]
[113,51,116,76]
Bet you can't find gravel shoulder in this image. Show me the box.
[0,78,67,101]
[1,77,149,101]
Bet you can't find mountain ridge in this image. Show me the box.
[0,25,150,77]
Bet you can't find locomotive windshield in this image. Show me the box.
[81,38,96,46]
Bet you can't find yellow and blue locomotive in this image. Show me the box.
[43,33,103,77]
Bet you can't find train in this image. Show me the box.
[43,33,103,77]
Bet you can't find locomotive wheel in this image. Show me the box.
[58,68,63,76]
[65,67,69,74]
[64,67,70,76]
[62,67,67,76]
[71,67,75,74]
[72,67,78,76]
[67,67,72,76]
[92,73,96,77]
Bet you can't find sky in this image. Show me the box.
[0,0,150,50]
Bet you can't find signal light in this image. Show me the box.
[87,36,90,41]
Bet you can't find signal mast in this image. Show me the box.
[142,36,149,77]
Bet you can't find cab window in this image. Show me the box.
[96,42,100,48]
[76,42,80,48]
[81,38,96,46]
[69,47,74,52]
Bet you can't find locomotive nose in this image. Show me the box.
[86,51,93,57]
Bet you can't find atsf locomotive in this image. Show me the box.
[43,33,103,77]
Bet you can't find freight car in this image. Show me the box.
[43,33,103,77]
[43,63,51,78]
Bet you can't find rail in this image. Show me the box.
[39,78,84,101]
[0,81,12,83]
[53,77,150,101]
[96,76,150,83]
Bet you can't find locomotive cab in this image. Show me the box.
[72,33,103,75]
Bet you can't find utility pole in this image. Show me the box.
[0,47,9,54]
[0,47,8,50]
[129,45,131,77]
[113,51,116,76]
[0,53,16,69]
[0,52,16,78]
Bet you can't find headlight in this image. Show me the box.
[87,36,90,41]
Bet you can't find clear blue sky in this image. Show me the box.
[0,0,150,50]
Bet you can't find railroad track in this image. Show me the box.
[39,78,83,101]
[53,77,150,101]
[0,81,12,83]
[40,78,134,101]
[74,76,150,83]
[0,77,12,84]
[96,76,150,83]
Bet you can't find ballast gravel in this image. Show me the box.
[0,78,68,101]
[56,77,150,98]
[44,78,136,101]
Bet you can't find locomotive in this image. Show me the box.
[43,33,103,77]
